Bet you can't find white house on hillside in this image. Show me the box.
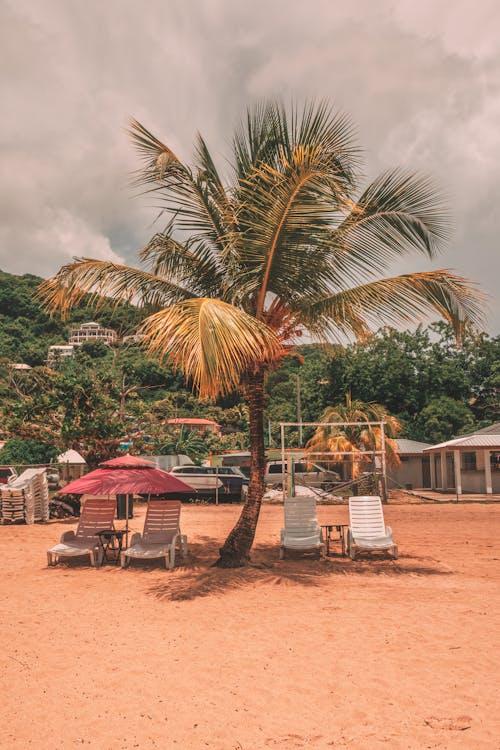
[69,321,117,345]
[46,345,75,366]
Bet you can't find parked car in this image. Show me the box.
[221,452,251,477]
[169,465,247,502]
[0,466,17,485]
[46,469,61,490]
[264,460,340,489]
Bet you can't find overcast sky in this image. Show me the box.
[1,0,499,331]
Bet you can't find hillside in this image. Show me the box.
[0,270,145,366]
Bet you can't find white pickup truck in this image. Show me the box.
[265,460,340,489]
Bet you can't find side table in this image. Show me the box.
[321,524,349,556]
[96,529,127,565]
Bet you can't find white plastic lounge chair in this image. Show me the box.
[347,495,398,560]
[47,497,116,567]
[120,500,187,569]
[280,496,325,559]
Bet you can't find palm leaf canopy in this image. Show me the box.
[38,100,483,397]
[306,395,402,472]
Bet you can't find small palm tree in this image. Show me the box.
[159,426,208,464]
[38,100,482,567]
[306,394,401,479]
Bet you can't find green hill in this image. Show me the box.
[0,270,145,366]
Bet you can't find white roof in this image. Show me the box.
[424,434,500,451]
[57,449,87,464]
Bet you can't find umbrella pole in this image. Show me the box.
[125,494,129,547]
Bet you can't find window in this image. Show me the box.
[491,452,500,472]
[268,463,283,474]
[461,452,477,471]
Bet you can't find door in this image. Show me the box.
[421,456,431,488]
[446,453,455,489]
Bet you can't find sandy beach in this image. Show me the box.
[1,502,499,749]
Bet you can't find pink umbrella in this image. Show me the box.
[57,455,194,540]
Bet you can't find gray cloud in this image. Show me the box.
[1,0,499,329]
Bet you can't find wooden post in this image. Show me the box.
[440,450,447,490]
[380,421,387,488]
[296,375,303,448]
[280,423,286,504]
[430,453,436,489]
[453,449,462,497]
[288,455,294,498]
[484,450,492,494]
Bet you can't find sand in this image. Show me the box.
[1,502,499,749]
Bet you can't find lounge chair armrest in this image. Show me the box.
[280,528,285,543]
[61,530,75,542]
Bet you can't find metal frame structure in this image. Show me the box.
[279,421,387,501]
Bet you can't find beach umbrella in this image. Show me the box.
[57,454,194,540]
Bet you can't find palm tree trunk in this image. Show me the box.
[216,370,266,568]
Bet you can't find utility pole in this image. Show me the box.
[296,374,303,447]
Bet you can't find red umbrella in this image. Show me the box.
[59,455,193,495]
[57,455,194,540]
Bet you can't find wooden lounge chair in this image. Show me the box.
[280,496,325,559]
[120,500,187,569]
[347,495,398,560]
[47,497,116,567]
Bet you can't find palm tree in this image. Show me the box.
[38,100,482,567]
[306,394,401,480]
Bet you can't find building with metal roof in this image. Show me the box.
[423,423,500,495]
[385,439,433,490]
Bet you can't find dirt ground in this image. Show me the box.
[1,502,499,750]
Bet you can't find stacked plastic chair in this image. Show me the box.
[0,469,49,524]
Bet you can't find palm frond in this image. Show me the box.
[129,119,237,266]
[139,233,227,298]
[128,118,182,178]
[304,270,485,340]
[237,146,354,314]
[140,298,283,399]
[36,259,194,318]
[232,100,280,180]
[333,169,450,267]
[274,99,359,187]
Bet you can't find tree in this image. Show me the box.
[39,100,482,566]
[158,426,210,464]
[413,396,475,443]
[0,437,58,465]
[2,363,125,468]
[305,394,401,479]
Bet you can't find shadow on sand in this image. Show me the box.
[143,535,452,603]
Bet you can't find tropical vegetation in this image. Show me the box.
[305,395,401,479]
